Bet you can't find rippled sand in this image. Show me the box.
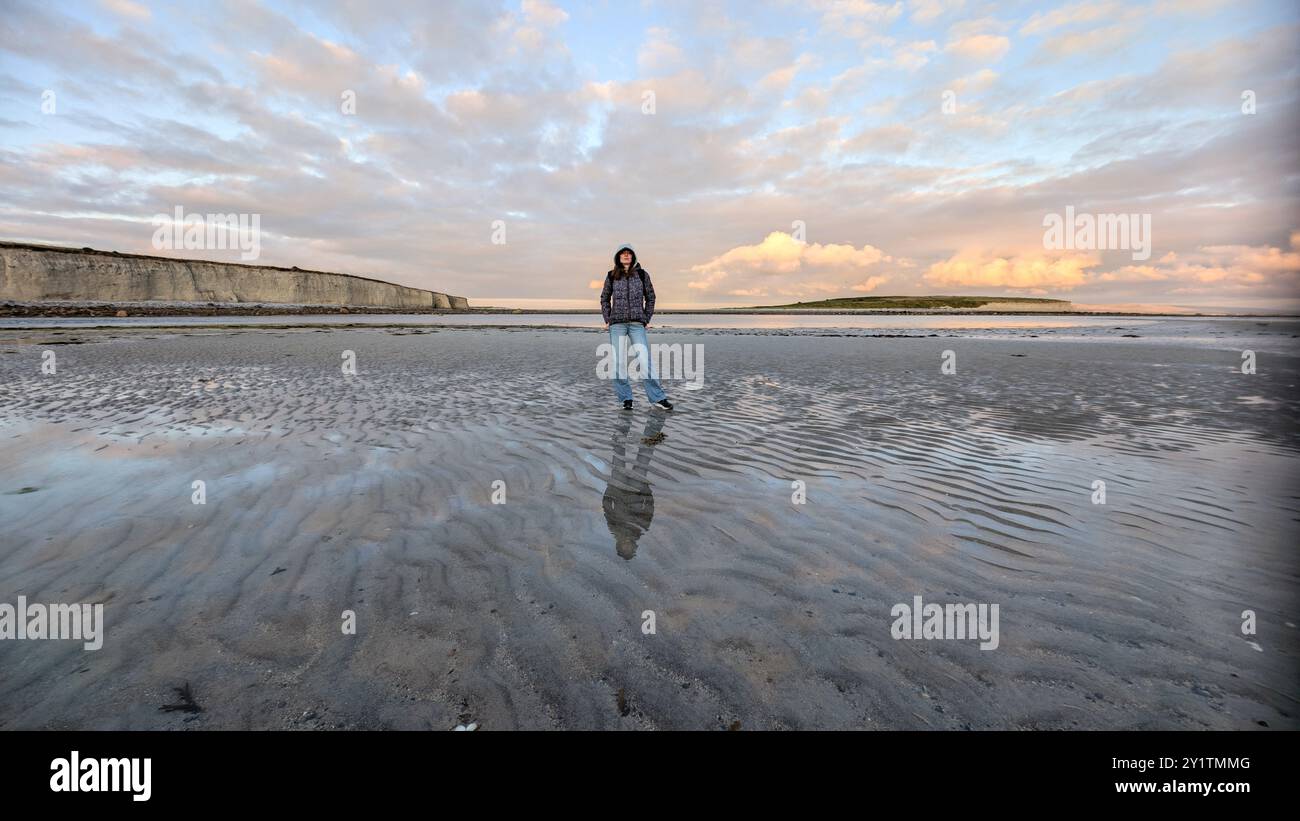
[1,322,1297,729]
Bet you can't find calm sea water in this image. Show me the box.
[7,313,1295,352]
[0,312,1239,330]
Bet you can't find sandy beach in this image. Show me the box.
[1,318,1297,730]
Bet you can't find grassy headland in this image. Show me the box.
[754,295,1071,310]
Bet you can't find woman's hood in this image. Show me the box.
[613,244,638,269]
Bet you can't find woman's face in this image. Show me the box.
[619,250,632,266]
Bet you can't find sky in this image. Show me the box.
[1,0,1298,311]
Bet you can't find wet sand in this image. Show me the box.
[1,321,1297,729]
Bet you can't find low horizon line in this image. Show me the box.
[5,238,1292,315]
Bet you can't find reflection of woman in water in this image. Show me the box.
[603,412,666,560]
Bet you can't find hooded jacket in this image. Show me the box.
[600,244,656,326]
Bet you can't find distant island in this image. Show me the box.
[751,296,1073,311]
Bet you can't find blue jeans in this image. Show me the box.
[608,322,667,403]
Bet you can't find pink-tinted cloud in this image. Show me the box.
[689,231,890,296]
[924,250,1100,290]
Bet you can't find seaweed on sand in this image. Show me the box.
[160,682,202,713]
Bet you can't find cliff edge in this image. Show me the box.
[0,241,469,310]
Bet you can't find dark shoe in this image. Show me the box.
[623,400,633,410]
[654,399,673,411]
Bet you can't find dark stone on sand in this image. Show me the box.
[159,682,202,713]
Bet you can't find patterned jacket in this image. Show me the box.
[601,264,656,325]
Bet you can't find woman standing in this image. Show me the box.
[600,244,673,411]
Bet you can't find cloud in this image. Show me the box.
[689,231,890,294]
[842,123,914,154]
[757,116,848,158]
[890,39,939,70]
[761,54,818,92]
[687,270,729,291]
[100,0,151,20]
[923,233,1300,297]
[949,67,999,93]
[853,275,890,291]
[640,27,688,74]
[924,250,1101,290]
[522,0,568,27]
[1020,1,1121,35]
[1032,21,1140,62]
[1097,234,1300,293]
[909,0,965,25]
[944,33,1011,62]
[813,0,905,40]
